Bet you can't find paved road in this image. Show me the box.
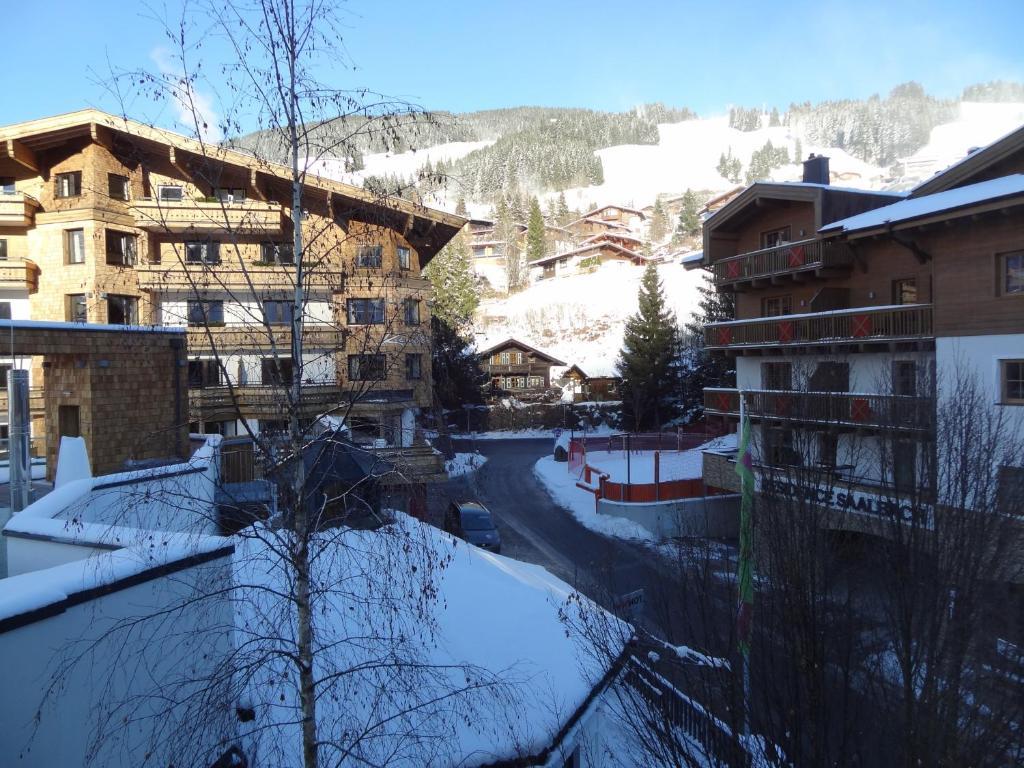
[428,438,735,645]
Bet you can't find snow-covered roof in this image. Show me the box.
[820,174,1024,235]
[580,231,642,245]
[477,336,568,365]
[530,240,645,267]
[680,250,704,269]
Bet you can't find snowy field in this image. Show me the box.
[583,434,737,484]
[475,261,704,377]
[533,455,656,542]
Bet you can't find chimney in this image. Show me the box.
[802,153,830,185]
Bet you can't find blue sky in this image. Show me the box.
[2,0,1022,129]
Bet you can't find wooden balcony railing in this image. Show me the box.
[130,198,284,234]
[704,387,934,432]
[189,384,345,419]
[0,193,39,227]
[705,304,933,351]
[186,324,346,352]
[711,238,853,287]
[137,264,431,294]
[0,259,39,292]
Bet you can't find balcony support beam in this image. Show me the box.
[4,139,37,172]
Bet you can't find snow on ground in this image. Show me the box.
[475,261,704,377]
[234,515,617,767]
[444,451,487,477]
[450,424,618,441]
[583,434,736,484]
[533,455,655,542]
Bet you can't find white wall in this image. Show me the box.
[0,550,235,768]
[736,350,934,393]
[937,334,1024,411]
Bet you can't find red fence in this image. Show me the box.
[599,475,728,503]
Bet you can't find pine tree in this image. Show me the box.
[455,196,468,217]
[431,315,487,410]
[649,196,669,244]
[497,199,525,292]
[676,188,701,238]
[617,264,679,431]
[526,197,547,263]
[424,227,478,327]
[769,107,781,127]
[556,192,571,226]
[678,272,736,421]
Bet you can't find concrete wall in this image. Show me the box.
[598,494,740,539]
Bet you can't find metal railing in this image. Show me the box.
[705,304,933,350]
[704,387,934,432]
[711,238,853,286]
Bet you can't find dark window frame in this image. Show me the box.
[761,361,792,391]
[348,353,387,381]
[397,246,411,270]
[355,245,383,268]
[761,295,792,317]
[261,357,294,386]
[346,298,385,325]
[998,251,1024,297]
[893,360,917,397]
[187,300,225,327]
[892,277,919,305]
[1001,359,1024,405]
[188,359,223,389]
[0,302,11,321]
[405,353,422,380]
[262,300,294,326]
[157,185,184,203]
[259,242,294,265]
[402,297,421,325]
[185,240,221,265]
[105,229,138,267]
[0,239,7,261]
[760,226,791,250]
[55,171,82,199]
[0,177,15,195]
[107,173,130,201]
[106,294,139,326]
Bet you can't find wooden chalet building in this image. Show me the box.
[558,364,620,402]
[479,338,566,399]
[697,137,1024,563]
[0,109,463,482]
[531,239,648,280]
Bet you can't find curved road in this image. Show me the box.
[431,438,733,643]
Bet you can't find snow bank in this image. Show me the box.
[533,455,655,542]
[445,452,487,477]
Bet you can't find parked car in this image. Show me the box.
[444,501,502,553]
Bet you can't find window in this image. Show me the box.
[893,361,917,396]
[765,428,800,466]
[809,362,849,392]
[347,298,384,325]
[0,239,7,261]
[67,294,87,322]
[355,245,382,268]
[214,188,246,203]
[348,354,386,381]
[405,353,422,380]
[997,465,1024,515]
[55,171,82,198]
[187,300,225,326]
[498,352,510,365]
[761,362,792,390]
[262,300,294,325]
[58,405,81,439]
[0,303,11,321]
[761,295,792,317]
[817,432,838,468]
[261,357,294,386]
[528,375,544,387]
[0,364,9,390]
[188,360,222,388]
[1001,360,1024,404]
[107,295,138,325]
[402,298,421,325]
[158,185,184,202]
[893,441,916,493]
[0,177,15,195]
[105,229,137,266]
[186,240,220,264]
[107,174,130,201]
[397,246,411,270]
[260,242,294,265]
[999,252,1024,296]
[760,226,791,249]
[65,229,86,264]
[892,278,918,305]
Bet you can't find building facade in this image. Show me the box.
[0,110,463,463]
[479,338,566,400]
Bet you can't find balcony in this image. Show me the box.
[0,259,39,293]
[130,198,284,234]
[189,384,344,420]
[0,193,40,227]
[711,238,854,289]
[137,264,429,294]
[704,387,933,433]
[705,304,933,353]
[186,324,345,352]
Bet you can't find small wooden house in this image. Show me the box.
[479,338,566,399]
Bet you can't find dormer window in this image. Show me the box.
[158,185,184,202]
[761,226,791,249]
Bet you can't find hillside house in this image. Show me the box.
[557,365,621,403]
[479,338,566,399]
[531,240,648,281]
